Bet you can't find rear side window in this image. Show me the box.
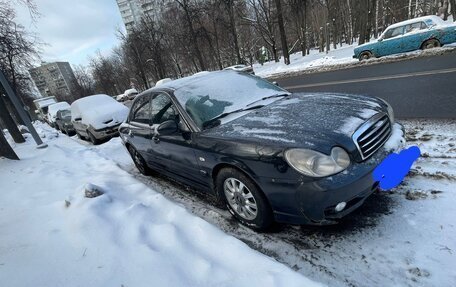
[405,22,424,34]
[130,96,151,124]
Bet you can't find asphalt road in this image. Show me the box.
[275,51,456,119]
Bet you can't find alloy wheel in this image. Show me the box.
[223,177,258,220]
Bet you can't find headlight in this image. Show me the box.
[284,147,351,177]
[378,98,394,124]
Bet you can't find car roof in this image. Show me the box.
[145,70,236,92]
[387,15,443,30]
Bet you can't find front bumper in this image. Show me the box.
[257,148,390,225]
[89,124,120,140]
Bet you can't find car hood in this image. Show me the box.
[201,93,387,154]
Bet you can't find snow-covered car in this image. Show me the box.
[120,71,401,230]
[71,94,129,144]
[47,102,70,128]
[33,96,57,122]
[124,88,139,100]
[223,64,255,74]
[354,15,456,60]
[55,109,75,135]
[155,78,172,87]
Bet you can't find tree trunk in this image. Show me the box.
[0,129,19,160]
[226,0,242,64]
[450,0,456,21]
[180,0,206,71]
[408,0,413,19]
[0,95,24,144]
[275,0,290,64]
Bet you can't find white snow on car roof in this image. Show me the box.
[71,94,128,130]
[387,15,445,30]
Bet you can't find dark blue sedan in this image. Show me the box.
[120,71,399,230]
[354,15,456,60]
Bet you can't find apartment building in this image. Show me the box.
[29,62,77,103]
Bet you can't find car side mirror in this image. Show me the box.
[273,81,279,86]
[157,120,178,136]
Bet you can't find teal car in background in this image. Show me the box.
[354,15,456,60]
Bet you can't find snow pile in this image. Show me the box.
[254,44,357,78]
[71,94,129,130]
[0,123,321,287]
[384,123,406,151]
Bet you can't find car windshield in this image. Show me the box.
[172,72,289,129]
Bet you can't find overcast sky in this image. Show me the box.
[15,0,125,66]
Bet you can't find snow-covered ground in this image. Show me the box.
[1,119,455,286]
[253,44,358,78]
[0,123,320,287]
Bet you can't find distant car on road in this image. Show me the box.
[120,71,398,230]
[354,15,456,60]
[223,64,255,74]
[55,109,75,135]
[71,94,129,144]
[47,102,70,128]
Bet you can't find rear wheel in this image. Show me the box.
[216,168,273,230]
[127,145,152,175]
[359,51,373,61]
[421,39,441,50]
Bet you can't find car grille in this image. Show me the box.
[352,113,392,160]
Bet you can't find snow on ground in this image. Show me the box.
[1,119,455,287]
[254,44,357,78]
[0,123,320,287]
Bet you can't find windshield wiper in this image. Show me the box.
[202,105,265,130]
[246,93,290,107]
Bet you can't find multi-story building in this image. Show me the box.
[29,62,77,103]
[116,0,171,33]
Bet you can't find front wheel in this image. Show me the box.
[359,51,373,61]
[421,39,441,50]
[216,168,273,230]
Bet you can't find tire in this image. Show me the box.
[127,145,152,175]
[359,51,373,61]
[216,168,273,230]
[76,132,84,140]
[87,130,100,145]
[421,39,441,50]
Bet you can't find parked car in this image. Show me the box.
[33,96,57,122]
[124,88,139,100]
[55,109,75,135]
[119,71,399,230]
[47,102,70,128]
[156,78,172,87]
[354,15,456,60]
[71,94,129,144]
[224,64,255,74]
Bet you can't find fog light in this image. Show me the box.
[335,202,347,212]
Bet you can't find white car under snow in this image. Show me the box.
[71,94,129,144]
[47,102,70,126]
